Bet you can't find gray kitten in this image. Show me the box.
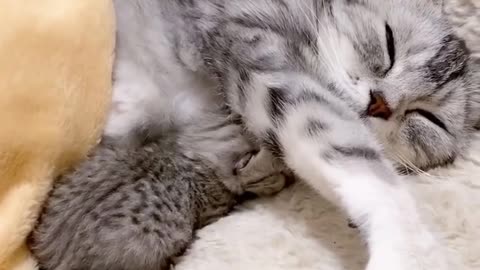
[104,1,479,269]
[29,120,286,270]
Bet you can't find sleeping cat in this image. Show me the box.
[102,0,479,269]
[30,116,287,270]
[32,0,479,269]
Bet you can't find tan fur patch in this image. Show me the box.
[0,1,115,269]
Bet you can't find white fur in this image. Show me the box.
[105,0,222,138]
[107,1,477,270]
[280,106,448,270]
[175,133,480,270]
[232,65,449,269]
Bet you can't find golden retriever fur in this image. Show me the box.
[0,1,115,269]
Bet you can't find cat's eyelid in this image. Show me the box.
[385,23,395,74]
[405,108,449,133]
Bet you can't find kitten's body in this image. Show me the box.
[30,125,285,270]
[30,3,289,269]
[32,0,479,270]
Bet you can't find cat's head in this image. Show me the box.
[315,0,480,172]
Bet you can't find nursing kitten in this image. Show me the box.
[30,118,286,270]
[104,0,479,270]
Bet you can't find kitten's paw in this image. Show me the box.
[235,148,290,196]
[236,148,285,175]
[242,173,288,196]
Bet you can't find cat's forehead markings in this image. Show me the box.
[406,43,432,58]
[423,35,469,88]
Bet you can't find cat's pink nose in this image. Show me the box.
[367,92,392,120]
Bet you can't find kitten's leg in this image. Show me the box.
[227,72,449,270]
[236,149,289,196]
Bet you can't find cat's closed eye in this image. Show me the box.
[385,23,395,74]
[405,109,448,132]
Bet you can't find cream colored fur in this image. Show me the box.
[0,1,115,269]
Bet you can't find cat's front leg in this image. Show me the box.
[280,108,448,270]
[227,72,449,270]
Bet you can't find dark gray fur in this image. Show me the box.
[29,130,285,270]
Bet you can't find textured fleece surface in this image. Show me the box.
[175,1,480,269]
[0,1,115,269]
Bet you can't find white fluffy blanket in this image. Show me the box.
[176,133,480,270]
[176,1,480,269]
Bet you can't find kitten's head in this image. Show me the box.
[316,0,480,172]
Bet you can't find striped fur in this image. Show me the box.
[35,0,479,270]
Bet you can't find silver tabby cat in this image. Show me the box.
[30,116,287,270]
[33,0,480,270]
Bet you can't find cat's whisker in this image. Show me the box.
[392,151,450,181]
[393,152,428,175]
[392,153,423,175]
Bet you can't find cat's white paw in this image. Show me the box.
[366,246,450,270]
[366,254,412,270]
